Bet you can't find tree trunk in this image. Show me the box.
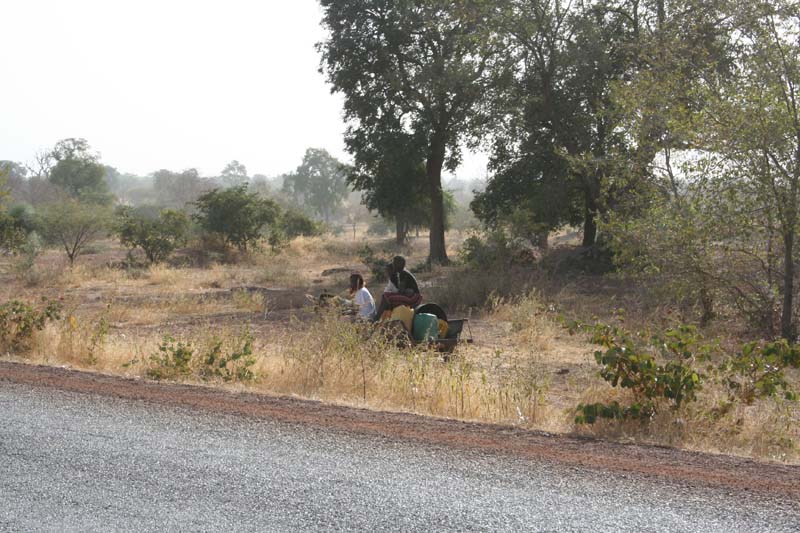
[582,182,599,248]
[426,136,448,264]
[781,231,795,340]
[699,286,715,326]
[395,219,407,246]
[536,229,549,250]
[582,206,597,248]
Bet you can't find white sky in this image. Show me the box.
[0,0,488,180]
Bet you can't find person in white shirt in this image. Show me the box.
[349,272,375,320]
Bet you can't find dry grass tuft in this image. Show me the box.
[490,290,558,353]
[252,311,556,426]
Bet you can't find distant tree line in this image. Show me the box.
[0,141,348,267]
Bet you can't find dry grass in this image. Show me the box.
[1,232,798,463]
[252,311,558,426]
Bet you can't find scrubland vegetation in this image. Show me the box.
[0,228,796,463]
[2,0,800,465]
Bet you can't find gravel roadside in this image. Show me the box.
[1,361,798,531]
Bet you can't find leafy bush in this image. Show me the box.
[146,332,258,383]
[198,331,257,383]
[192,185,281,251]
[459,230,534,269]
[720,340,800,404]
[366,217,392,236]
[267,228,289,252]
[570,318,800,426]
[114,206,190,264]
[0,298,62,352]
[147,336,194,380]
[8,203,39,235]
[279,209,323,239]
[0,210,28,254]
[12,232,43,285]
[568,323,705,424]
[39,199,112,266]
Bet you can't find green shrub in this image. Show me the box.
[279,209,323,239]
[459,230,534,269]
[114,206,190,264]
[192,185,281,252]
[198,331,257,383]
[358,244,390,282]
[147,336,194,380]
[146,331,258,383]
[267,228,289,252]
[366,217,392,236]
[568,323,705,424]
[0,211,28,254]
[720,340,800,404]
[0,298,62,352]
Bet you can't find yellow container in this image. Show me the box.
[391,305,414,332]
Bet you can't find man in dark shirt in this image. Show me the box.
[389,255,420,297]
[373,255,422,320]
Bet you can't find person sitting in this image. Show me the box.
[373,255,422,320]
[349,272,376,321]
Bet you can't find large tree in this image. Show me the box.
[604,0,800,338]
[220,160,249,188]
[48,138,113,205]
[39,200,111,266]
[152,168,216,208]
[318,0,509,263]
[346,121,431,244]
[282,148,348,222]
[473,0,645,247]
[692,0,800,339]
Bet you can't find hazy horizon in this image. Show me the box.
[1,0,488,181]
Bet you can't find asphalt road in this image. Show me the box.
[1,380,798,532]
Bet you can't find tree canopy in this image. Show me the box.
[48,138,113,205]
[114,206,190,264]
[318,0,510,263]
[192,185,281,251]
[220,160,249,188]
[39,199,111,266]
[281,148,348,222]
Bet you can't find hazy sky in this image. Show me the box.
[1,0,487,180]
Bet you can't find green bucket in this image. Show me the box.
[412,313,439,342]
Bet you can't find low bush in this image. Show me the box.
[358,244,390,282]
[147,336,194,380]
[57,308,111,365]
[0,298,62,353]
[568,323,707,424]
[114,206,190,264]
[279,209,324,239]
[366,217,392,237]
[570,320,800,429]
[146,330,258,383]
[720,340,800,404]
[198,331,257,383]
[428,267,536,311]
[459,230,535,270]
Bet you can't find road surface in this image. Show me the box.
[1,362,798,532]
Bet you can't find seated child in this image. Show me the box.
[349,272,375,320]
